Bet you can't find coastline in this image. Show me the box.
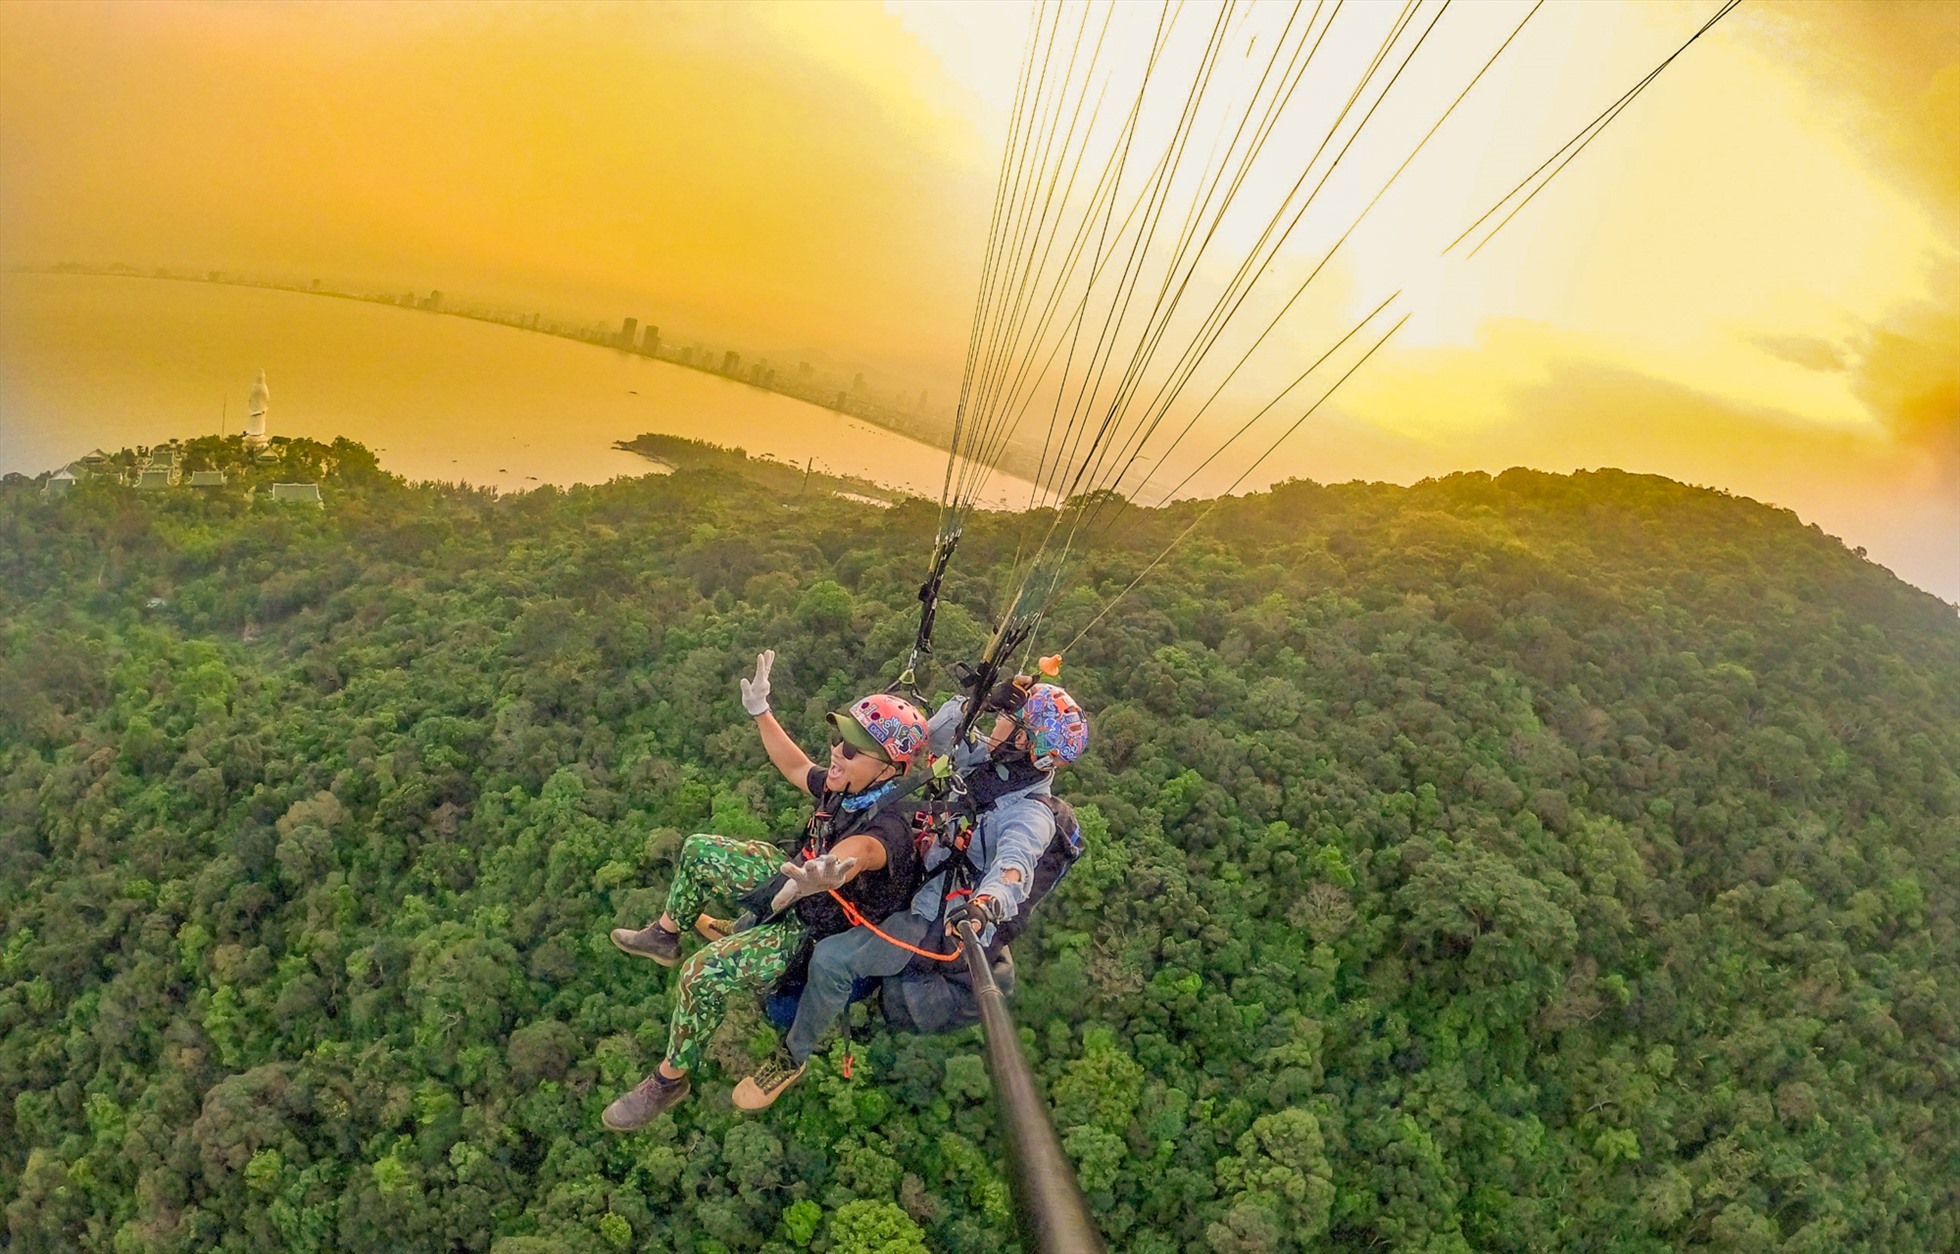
[611,433,902,504]
[3,270,1045,501]
[10,264,984,470]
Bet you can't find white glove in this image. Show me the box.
[769,853,858,913]
[740,649,775,716]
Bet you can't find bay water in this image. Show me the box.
[0,272,1028,502]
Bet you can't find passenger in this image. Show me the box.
[601,651,927,1132]
[731,676,1089,1112]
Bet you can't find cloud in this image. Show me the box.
[1757,1,1960,228]
[1749,7,1960,492]
[1849,274,1960,485]
[1752,334,1849,374]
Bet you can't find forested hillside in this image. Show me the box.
[3,437,1957,1253]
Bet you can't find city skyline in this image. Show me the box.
[17,259,954,455]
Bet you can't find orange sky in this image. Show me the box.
[1,0,1955,600]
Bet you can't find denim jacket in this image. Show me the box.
[906,697,1056,948]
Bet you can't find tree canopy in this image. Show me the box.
[2,436,1957,1252]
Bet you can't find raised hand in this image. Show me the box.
[982,674,1034,714]
[740,649,775,716]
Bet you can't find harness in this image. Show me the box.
[792,791,967,964]
[777,748,1048,965]
[737,784,890,923]
[903,791,1082,975]
[737,770,963,958]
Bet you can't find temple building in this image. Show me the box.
[269,483,322,507]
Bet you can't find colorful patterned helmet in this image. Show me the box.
[1019,683,1088,771]
[841,692,930,768]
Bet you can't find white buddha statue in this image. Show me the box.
[245,369,270,447]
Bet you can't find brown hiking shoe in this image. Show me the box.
[694,913,733,942]
[602,1070,690,1131]
[611,922,682,966]
[732,1046,807,1113]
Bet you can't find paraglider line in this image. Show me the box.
[1061,309,1410,651]
[1446,0,1741,257]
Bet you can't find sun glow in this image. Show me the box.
[1,0,1954,597]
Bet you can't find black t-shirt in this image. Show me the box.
[793,766,921,938]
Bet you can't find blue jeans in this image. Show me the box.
[785,912,930,1063]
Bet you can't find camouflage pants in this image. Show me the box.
[661,833,806,1074]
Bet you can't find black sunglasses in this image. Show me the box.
[829,730,890,765]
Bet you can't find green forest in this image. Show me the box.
[3,434,1957,1252]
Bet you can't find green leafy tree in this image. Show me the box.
[2,445,1958,1251]
[825,1199,929,1254]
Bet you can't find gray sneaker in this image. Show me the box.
[611,922,682,966]
[602,1070,690,1131]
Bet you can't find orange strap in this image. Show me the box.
[799,837,964,962]
[828,889,964,963]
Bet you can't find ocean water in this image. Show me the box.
[0,272,1027,502]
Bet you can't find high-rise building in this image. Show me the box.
[722,350,741,375]
[621,317,638,348]
[643,325,661,355]
[852,372,866,391]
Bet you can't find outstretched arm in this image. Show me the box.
[972,803,1053,922]
[828,833,888,874]
[742,651,817,793]
[767,834,888,912]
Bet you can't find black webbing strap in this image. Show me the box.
[897,530,961,695]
